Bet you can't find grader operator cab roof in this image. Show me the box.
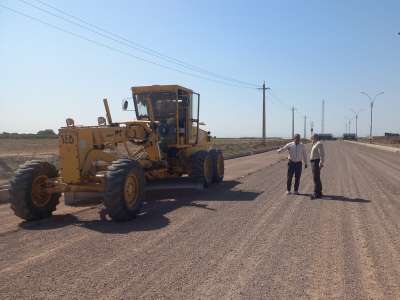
[131,85,193,94]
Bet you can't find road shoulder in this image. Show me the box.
[344,140,400,154]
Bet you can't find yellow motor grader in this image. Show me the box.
[10,85,224,221]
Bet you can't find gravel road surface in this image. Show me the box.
[1,141,399,299]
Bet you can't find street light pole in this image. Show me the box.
[360,91,384,142]
[344,116,351,135]
[350,109,364,138]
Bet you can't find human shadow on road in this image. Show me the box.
[297,193,370,203]
[19,180,261,233]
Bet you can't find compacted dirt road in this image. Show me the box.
[1,142,400,299]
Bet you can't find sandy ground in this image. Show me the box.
[1,141,400,299]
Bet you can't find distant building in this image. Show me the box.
[318,133,335,140]
[343,133,357,140]
[384,132,400,137]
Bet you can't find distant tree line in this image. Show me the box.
[0,129,58,139]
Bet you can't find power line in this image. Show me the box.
[18,0,260,89]
[0,3,260,89]
[268,90,291,110]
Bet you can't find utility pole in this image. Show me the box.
[349,119,352,134]
[355,114,358,136]
[360,91,384,142]
[291,106,296,138]
[259,81,270,144]
[303,115,307,139]
[321,99,325,134]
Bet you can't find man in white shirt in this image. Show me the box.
[309,134,325,199]
[277,134,308,195]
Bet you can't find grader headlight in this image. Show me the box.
[65,118,75,127]
[97,117,107,126]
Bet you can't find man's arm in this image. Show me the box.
[277,142,289,153]
[302,145,308,166]
[319,143,325,166]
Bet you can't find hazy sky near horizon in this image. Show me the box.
[1,0,399,138]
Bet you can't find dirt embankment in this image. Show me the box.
[213,138,288,158]
[358,136,400,148]
[0,139,58,186]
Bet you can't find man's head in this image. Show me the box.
[311,133,319,143]
[293,134,301,144]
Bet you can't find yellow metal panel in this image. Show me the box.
[59,129,80,184]
[77,128,94,166]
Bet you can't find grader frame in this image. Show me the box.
[10,85,224,222]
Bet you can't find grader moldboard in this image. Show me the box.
[10,85,224,222]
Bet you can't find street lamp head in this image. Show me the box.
[360,91,372,101]
[372,91,384,104]
[350,108,365,116]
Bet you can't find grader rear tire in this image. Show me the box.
[103,159,145,222]
[210,149,224,183]
[10,161,60,221]
[189,151,213,187]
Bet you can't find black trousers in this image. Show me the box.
[311,159,323,196]
[287,161,302,192]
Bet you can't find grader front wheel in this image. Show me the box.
[10,161,60,221]
[104,159,145,221]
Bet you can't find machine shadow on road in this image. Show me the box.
[297,193,370,203]
[19,180,261,234]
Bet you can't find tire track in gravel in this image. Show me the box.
[106,162,298,299]
[224,179,317,299]
[346,144,400,298]
[194,184,311,299]
[0,161,285,299]
[1,142,400,299]
[306,144,348,299]
[340,145,384,299]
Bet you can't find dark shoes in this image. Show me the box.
[310,193,323,199]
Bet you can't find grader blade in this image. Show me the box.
[146,178,204,192]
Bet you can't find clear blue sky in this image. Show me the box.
[1,0,399,138]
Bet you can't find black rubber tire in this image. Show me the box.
[210,149,224,183]
[103,159,145,222]
[10,161,60,221]
[188,151,213,187]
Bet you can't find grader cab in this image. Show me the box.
[10,85,224,222]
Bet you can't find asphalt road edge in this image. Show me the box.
[344,140,400,154]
